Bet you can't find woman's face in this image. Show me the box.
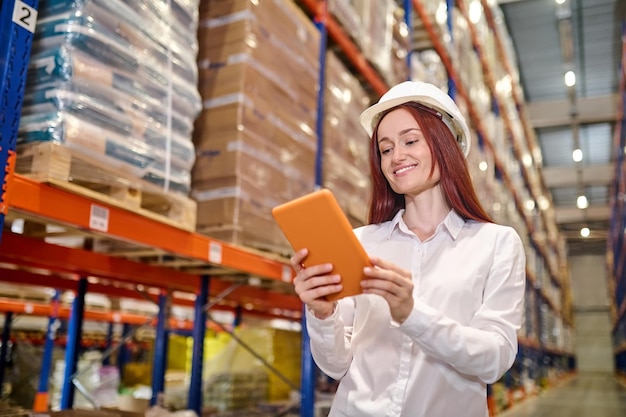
[376,108,440,197]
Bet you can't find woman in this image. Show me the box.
[291,81,526,417]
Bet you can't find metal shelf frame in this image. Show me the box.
[0,0,39,235]
[610,21,626,376]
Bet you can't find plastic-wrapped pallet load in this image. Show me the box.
[192,0,320,252]
[352,0,406,86]
[328,0,364,43]
[16,0,201,231]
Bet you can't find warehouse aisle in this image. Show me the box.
[501,372,626,417]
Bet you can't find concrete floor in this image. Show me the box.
[501,373,626,417]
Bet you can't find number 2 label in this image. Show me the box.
[12,0,38,34]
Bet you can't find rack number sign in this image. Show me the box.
[89,204,110,232]
[209,242,222,264]
[12,1,38,33]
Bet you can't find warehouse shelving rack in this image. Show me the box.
[609,22,626,379]
[455,0,575,386]
[410,0,574,412]
[0,1,577,417]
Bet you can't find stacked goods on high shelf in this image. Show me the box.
[192,0,320,252]
[409,50,448,92]
[15,0,201,231]
[411,0,451,56]
[322,52,371,226]
[461,0,573,346]
[328,0,362,42]
[328,0,409,86]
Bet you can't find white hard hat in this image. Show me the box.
[360,81,471,157]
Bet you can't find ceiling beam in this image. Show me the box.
[554,205,610,223]
[542,164,614,187]
[526,94,618,128]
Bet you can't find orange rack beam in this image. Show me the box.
[6,174,294,284]
[0,299,172,327]
[0,234,302,315]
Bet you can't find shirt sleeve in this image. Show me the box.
[305,297,356,380]
[399,226,526,384]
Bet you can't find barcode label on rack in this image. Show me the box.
[89,204,109,232]
[13,1,38,33]
[209,242,222,264]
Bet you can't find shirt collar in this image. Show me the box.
[387,209,466,240]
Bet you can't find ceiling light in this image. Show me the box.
[522,154,533,167]
[478,161,488,171]
[576,195,588,209]
[525,200,536,211]
[555,0,566,4]
[580,227,590,238]
[572,148,583,162]
[564,70,576,87]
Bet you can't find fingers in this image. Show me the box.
[290,248,308,272]
[289,251,342,302]
[362,257,413,297]
[369,256,411,279]
[297,275,342,303]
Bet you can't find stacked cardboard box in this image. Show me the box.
[193,0,320,252]
[323,52,372,226]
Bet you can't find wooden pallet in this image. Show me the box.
[15,142,197,232]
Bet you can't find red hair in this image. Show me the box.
[367,102,492,224]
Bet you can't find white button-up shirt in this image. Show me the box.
[306,210,526,417]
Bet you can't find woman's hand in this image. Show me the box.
[361,256,414,323]
[290,248,340,319]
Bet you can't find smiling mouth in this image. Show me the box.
[394,165,417,175]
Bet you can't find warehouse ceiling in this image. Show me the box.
[498,0,623,255]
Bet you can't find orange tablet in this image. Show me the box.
[271,189,372,301]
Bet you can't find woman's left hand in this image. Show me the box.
[361,256,414,323]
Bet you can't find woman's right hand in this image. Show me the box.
[290,248,341,319]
